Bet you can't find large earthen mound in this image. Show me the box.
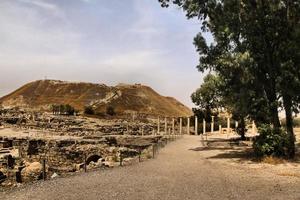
[0,80,192,117]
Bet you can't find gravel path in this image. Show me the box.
[2,135,300,200]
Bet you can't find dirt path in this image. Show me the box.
[2,136,300,200]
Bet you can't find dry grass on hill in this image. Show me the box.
[0,80,192,117]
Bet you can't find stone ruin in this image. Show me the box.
[0,135,163,187]
[0,108,158,137]
[0,108,168,189]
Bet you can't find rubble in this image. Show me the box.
[0,108,166,189]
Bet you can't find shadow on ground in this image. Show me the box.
[189,146,254,162]
[190,138,300,165]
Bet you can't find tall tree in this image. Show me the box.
[159,0,300,157]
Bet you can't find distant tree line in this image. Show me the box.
[51,104,77,116]
[84,105,116,116]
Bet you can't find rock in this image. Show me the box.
[21,162,43,182]
[89,161,95,166]
[95,159,104,167]
[105,156,117,162]
[23,162,42,174]
[51,173,59,179]
[103,161,115,168]
[75,163,84,171]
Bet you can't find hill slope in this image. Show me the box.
[0,80,193,117]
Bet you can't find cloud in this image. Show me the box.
[102,50,167,70]
[17,0,58,11]
[0,0,202,107]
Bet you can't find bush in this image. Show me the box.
[64,104,75,115]
[253,124,289,157]
[51,104,75,115]
[84,106,95,115]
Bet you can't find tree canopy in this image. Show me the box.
[159,0,300,157]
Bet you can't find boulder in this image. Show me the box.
[21,162,43,182]
[51,173,59,179]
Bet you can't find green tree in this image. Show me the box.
[84,106,95,115]
[64,104,75,115]
[159,0,300,157]
[192,71,264,140]
[51,104,59,115]
[191,74,221,115]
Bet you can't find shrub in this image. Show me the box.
[51,104,75,115]
[253,124,289,157]
[64,104,75,115]
[84,106,95,115]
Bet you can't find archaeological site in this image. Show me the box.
[0,80,192,188]
[1,0,300,199]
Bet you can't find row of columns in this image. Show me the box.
[155,116,257,136]
[185,116,233,135]
[157,117,183,135]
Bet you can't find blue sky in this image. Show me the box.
[0,0,207,107]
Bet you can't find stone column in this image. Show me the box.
[219,125,222,134]
[211,116,215,133]
[195,116,198,135]
[187,117,190,135]
[164,117,167,135]
[157,117,160,135]
[179,118,182,135]
[203,119,206,135]
[172,118,175,135]
[227,117,230,134]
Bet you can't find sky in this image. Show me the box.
[0,0,208,108]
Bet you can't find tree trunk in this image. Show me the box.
[283,94,295,158]
[239,118,246,141]
[265,86,281,129]
[236,117,246,141]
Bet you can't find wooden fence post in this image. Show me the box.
[42,159,46,181]
[152,144,155,158]
[84,154,87,172]
[119,152,123,166]
[138,149,141,162]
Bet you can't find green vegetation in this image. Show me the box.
[84,106,95,115]
[51,104,75,116]
[253,125,289,157]
[159,0,300,158]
